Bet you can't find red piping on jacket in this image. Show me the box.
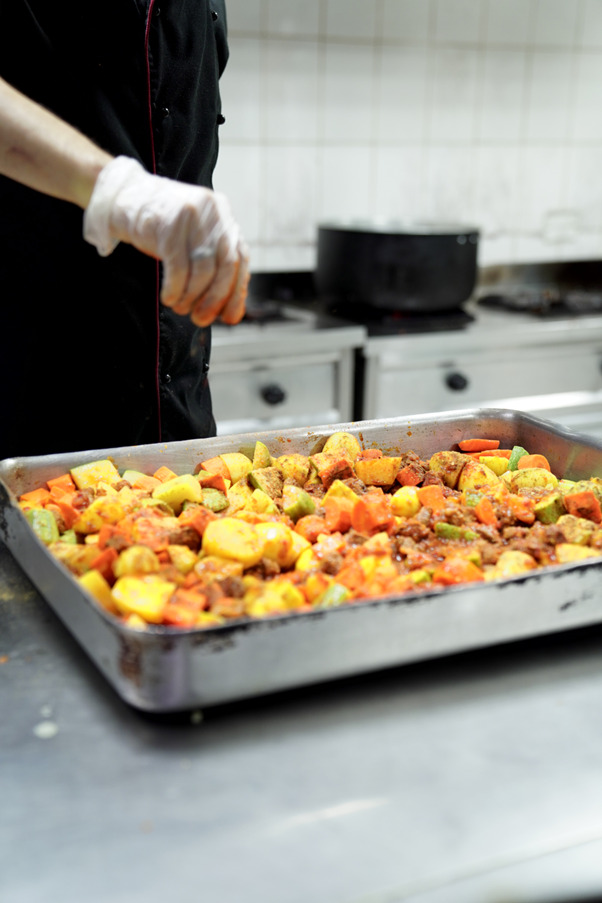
[143,0,162,441]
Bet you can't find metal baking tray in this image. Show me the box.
[1,408,602,712]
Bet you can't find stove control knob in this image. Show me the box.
[261,383,287,406]
[445,371,469,391]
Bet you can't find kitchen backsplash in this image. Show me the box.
[215,0,602,273]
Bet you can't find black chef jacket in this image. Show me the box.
[0,0,229,459]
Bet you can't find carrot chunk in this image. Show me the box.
[416,484,447,512]
[432,556,484,585]
[295,515,330,543]
[350,494,395,535]
[516,454,551,472]
[19,487,51,507]
[563,490,602,524]
[474,496,500,529]
[458,439,500,452]
[323,496,355,533]
[46,473,77,493]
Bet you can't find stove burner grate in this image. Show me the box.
[325,301,474,336]
[478,289,602,318]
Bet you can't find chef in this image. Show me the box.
[0,1,248,460]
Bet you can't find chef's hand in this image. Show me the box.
[83,156,249,327]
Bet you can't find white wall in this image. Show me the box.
[215,0,602,273]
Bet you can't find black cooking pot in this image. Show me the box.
[315,221,480,313]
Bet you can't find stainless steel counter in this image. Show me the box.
[2,536,602,903]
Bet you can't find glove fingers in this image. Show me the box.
[217,239,250,325]
[168,253,217,316]
[159,206,206,309]
[188,233,243,327]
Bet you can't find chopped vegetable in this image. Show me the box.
[517,454,551,472]
[18,428,602,631]
[457,439,500,452]
[507,446,529,471]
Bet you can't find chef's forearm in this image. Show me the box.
[0,77,112,209]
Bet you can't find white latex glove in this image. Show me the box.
[83,156,249,327]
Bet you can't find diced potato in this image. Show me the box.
[354,456,402,487]
[480,455,509,476]
[362,531,392,554]
[121,469,162,492]
[323,479,360,502]
[428,451,467,488]
[196,612,225,628]
[50,541,100,575]
[304,571,334,603]
[408,569,431,585]
[225,478,253,512]
[295,547,319,571]
[321,431,362,462]
[111,576,176,623]
[70,459,121,490]
[167,544,198,574]
[124,614,148,630]
[457,459,502,492]
[508,468,559,492]
[219,452,253,484]
[246,488,279,514]
[194,555,244,579]
[251,440,272,469]
[486,549,537,580]
[245,580,305,617]
[556,514,595,545]
[202,517,265,567]
[288,531,312,563]
[390,485,420,517]
[274,453,311,486]
[72,497,125,534]
[152,473,203,515]
[78,570,118,614]
[555,543,600,563]
[254,521,296,567]
[114,545,160,578]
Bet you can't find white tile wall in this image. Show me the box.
[217,0,602,271]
